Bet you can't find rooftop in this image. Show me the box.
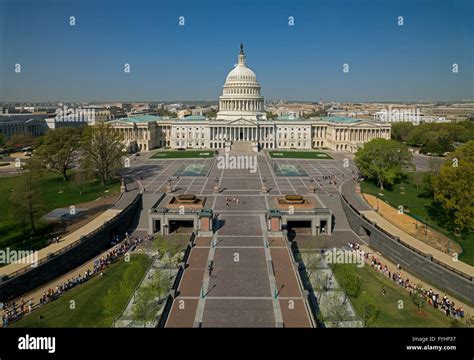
[183,115,208,121]
[322,116,361,123]
[121,115,161,123]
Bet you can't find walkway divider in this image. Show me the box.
[157,231,196,328]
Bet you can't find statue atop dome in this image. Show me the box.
[240,42,244,55]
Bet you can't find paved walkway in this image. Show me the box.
[165,157,313,327]
[1,209,121,277]
[360,210,474,278]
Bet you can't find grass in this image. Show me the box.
[268,150,333,159]
[360,173,474,266]
[0,172,120,252]
[12,254,152,328]
[334,264,454,327]
[150,150,215,159]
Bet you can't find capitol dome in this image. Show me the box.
[217,43,266,121]
[225,63,257,83]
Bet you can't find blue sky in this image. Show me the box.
[0,0,472,102]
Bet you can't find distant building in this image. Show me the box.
[0,114,49,139]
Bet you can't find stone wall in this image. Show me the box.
[0,193,142,302]
[341,194,474,305]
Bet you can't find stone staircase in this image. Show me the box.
[229,141,257,154]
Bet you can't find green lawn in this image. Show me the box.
[150,150,215,159]
[0,172,120,252]
[360,173,474,266]
[334,264,454,327]
[268,150,333,159]
[12,254,152,328]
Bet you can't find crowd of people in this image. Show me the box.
[346,242,466,320]
[225,196,245,206]
[314,170,362,188]
[319,174,339,186]
[2,234,143,327]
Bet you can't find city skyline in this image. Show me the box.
[0,0,473,102]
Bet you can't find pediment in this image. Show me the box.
[109,120,135,127]
[350,121,383,127]
[226,118,257,126]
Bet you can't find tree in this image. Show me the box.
[150,270,171,301]
[361,299,379,327]
[355,138,413,189]
[305,252,320,279]
[35,127,82,181]
[412,286,426,312]
[333,264,361,304]
[103,286,127,321]
[421,130,453,155]
[428,157,442,175]
[152,234,170,258]
[433,140,474,231]
[132,283,158,327]
[10,158,45,234]
[324,292,351,328]
[419,172,435,199]
[419,157,443,199]
[6,132,35,150]
[0,133,5,147]
[205,110,217,118]
[391,122,414,142]
[72,167,94,195]
[131,270,171,328]
[266,111,278,120]
[81,122,125,185]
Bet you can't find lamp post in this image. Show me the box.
[262,176,267,194]
[213,176,219,193]
[166,177,172,193]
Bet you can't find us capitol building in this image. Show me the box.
[110,44,390,153]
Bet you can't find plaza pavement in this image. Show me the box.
[156,152,340,327]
